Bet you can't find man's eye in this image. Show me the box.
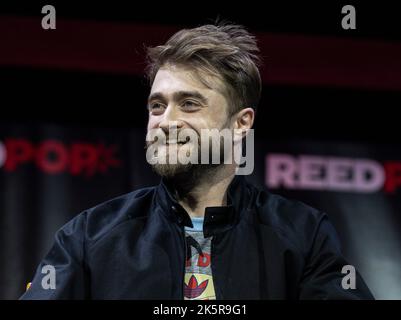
[149,103,165,113]
[182,100,199,109]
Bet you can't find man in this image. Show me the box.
[21,23,373,299]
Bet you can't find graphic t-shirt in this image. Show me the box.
[184,217,216,300]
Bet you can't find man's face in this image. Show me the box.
[146,64,232,177]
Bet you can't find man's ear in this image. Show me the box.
[233,107,255,141]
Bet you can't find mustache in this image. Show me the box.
[144,131,200,149]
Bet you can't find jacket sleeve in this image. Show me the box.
[20,212,89,300]
[298,214,374,300]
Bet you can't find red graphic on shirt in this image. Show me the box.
[184,275,208,299]
[186,252,211,267]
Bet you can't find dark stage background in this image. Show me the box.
[1,3,401,299]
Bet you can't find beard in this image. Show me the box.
[145,130,231,180]
[152,159,195,178]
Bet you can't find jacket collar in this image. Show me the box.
[155,174,252,238]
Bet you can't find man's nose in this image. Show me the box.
[158,105,184,133]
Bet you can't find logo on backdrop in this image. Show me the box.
[0,138,121,177]
[266,153,401,194]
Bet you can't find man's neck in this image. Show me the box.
[171,165,235,218]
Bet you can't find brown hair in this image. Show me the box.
[146,23,262,116]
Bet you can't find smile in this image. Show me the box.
[165,141,187,145]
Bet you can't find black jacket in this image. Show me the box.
[21,175,374,299]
